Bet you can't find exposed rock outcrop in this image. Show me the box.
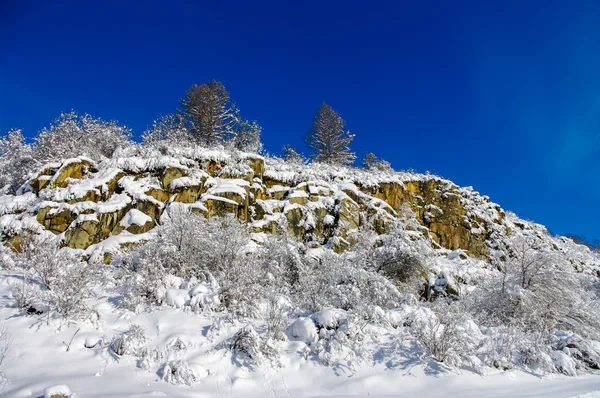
[0,152,512,261]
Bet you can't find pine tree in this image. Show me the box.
[306,103,355,166]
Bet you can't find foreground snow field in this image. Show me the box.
[0,271,599,398]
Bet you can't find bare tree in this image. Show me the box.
[181,80,261,151]
[306,103,355,166]
[35,112,132,162]
[181,80,237,146]
[142,113,191,151]
[0,129,35,194]
[282,144,305,164]
[362,152,393,172]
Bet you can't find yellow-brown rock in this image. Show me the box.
[161,167,187,189]
[203,197,239,218]
[52,159,93,188]
[64,217,100,249]
[145,188,173,203]
[246,157,264,179]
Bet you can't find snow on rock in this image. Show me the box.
[205,178,249,199]
[44,384,72,398]
[119,209,152,228]
[288,317,318,344]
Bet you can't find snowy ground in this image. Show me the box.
[1,271,600,398]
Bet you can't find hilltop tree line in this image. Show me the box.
[0,79,393,195]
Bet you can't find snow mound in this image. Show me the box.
[288,317,318,344]
[44,384,72,398]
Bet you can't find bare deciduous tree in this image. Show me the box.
[181,80,261,151]
[306,103,355,166]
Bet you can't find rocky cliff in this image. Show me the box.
[0,149,596,273]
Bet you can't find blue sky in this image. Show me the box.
[1,1,599,241]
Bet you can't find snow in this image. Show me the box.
[289,189,309,198]
[72,213,98,225]
[83,231,154,262]
[313,308,346,329]
[42,167,123,202]
[0,192,37,216]
[1,146,600,398]
[119,209,152,228]
[44,384,72,398]
[288,317,318,343]
[163,288,190,308]
[205,178,249,199]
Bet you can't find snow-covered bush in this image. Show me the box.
[0,322,12,369]
[35,112,132,162]
[111,324,148,357]
[10,271,40,313]
[14,235,100,320]
[311,314,373,369]
[141,113,193,154]
[161,359,205,386]
[288,317,318,344]
[231,325,262,362]
[298,250,401,313]
[470,233,600,349]
[409,300,482,368]
[0,129,35,194]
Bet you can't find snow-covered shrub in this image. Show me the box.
[298,250,401,313]
[554,331,600,371]
[231,325,281,367]
[35,111,132,162]
[368,222,432,294]
[0,323,12,390]
[188,278,221,313]
[261,294,290,341]
[288,317,318,344]
[161,359,205,386]
[231,325,262,364]
[0,129,35,194]
[141,113,193,154]
[14,235,100,320]
[409,300,482,368]
[111,324,148,357]
[311,314,373,369]
[9,272,40,313]
[282,144,306,164]
[0,322,12,368]
[470,233,600,351]
[362,152,393,173]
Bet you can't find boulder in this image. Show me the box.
[51,158,94,188]
[161,166,187,189]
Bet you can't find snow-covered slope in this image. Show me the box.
[0,147,599,397]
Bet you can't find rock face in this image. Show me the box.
[1,152,508,260]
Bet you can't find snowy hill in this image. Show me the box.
[0,145,599,397]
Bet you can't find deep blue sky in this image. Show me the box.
[1,1,599,241]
